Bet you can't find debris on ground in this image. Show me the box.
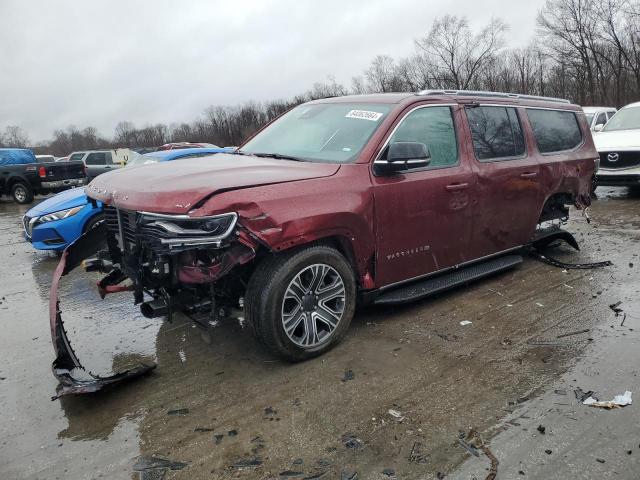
[279,470,304,478]
[554,389,567,395]
[596,458,606,463]
[529,250,613,270]
[382,467,395,476]
[214,434,224,445]
[194,427,214,432]
[574,388,595,402]
[556,329,590,339]
[545,449,553,455]
[229,457,263,469]
[340,469,358,480]
[341,433,363,450]
[342,369,355,382]
[303,471,328,479]
[388,409,404,420]
[167,408,189,416]
[583,391,632,409]
[537,425,546,434]
[457,429,499,480]
[133,455,187,479]
[609,301,624,316]
[408,441,429,464]
[460,320,472,326]
[228,429,238,436]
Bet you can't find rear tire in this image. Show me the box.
[245,245,356,362]
[11,182,34,204]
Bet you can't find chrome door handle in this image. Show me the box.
[520,172,538,179]
[445,182,469,191]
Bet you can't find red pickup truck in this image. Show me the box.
[50,90,597,395]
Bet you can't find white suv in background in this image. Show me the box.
[593,102,640,189]
[583,106,617,131]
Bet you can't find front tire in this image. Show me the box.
[245,245,356,362]
[11,182,34,204]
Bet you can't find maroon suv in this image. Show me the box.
[50,90,596,394]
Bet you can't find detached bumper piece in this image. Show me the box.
[50,223,155,400]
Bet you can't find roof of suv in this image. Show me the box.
[310,90,580,109]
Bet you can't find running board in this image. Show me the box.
[374,254,523,306]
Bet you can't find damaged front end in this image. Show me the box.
[50,204,259,398]
[50,223,156,400]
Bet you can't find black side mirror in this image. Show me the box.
[375,142,431,175]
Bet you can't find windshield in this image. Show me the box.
[126,152,158,166]
[241,103,392,163]
[603,107,640,132]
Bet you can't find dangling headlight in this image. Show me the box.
[39,205,84,223]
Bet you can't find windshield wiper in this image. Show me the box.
[251,152,306,162]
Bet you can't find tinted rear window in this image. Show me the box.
[526,109,582,153]
[465,106,525,161]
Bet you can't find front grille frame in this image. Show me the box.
[599,150,640,170]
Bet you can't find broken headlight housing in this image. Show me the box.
[138,211,238,249]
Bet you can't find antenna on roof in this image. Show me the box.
[416,89,571,104]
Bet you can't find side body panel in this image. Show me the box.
[462,106,544,257]
[522,109,596,214]
[191,165,378,286]
[369,103,476,287]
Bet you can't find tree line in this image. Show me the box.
[2,0,639,157]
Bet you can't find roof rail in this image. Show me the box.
[416,89,571,104]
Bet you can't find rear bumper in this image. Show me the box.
[41,178,86,189]
[596,168,640,187]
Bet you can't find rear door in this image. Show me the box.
[464,104,541,258]
[85,151,115,179]
[372,104,475,287]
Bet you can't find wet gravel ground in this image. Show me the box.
[0,188,638,480]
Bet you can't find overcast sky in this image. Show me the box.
[0,0,547,142]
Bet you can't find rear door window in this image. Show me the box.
[69,153,85,161]
[85,152,107,165]
[607,111,617,120]
[381,105,458,169]
[526,109,583,153]
[465,106,525,161]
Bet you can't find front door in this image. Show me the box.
[463,105,542,258]
[372,104,475,288]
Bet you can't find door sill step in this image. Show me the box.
[374,254,523,306]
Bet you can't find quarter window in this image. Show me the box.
[465,106,525,161]
[595,112,607,126]
[526,109,583,153]
[381,106,458,168]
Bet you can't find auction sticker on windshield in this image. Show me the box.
[345,110,384,121]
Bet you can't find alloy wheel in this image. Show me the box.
[281,263,346,348]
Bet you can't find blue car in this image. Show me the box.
[23,147,231,250]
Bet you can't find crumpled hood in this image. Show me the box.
[593,129,640,150]
[86,153,341,214]
[27,187,88,217]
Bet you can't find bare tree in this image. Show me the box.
[2,126,30,147]
[416,15,508,90]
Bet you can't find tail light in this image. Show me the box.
[38,166,47,178]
